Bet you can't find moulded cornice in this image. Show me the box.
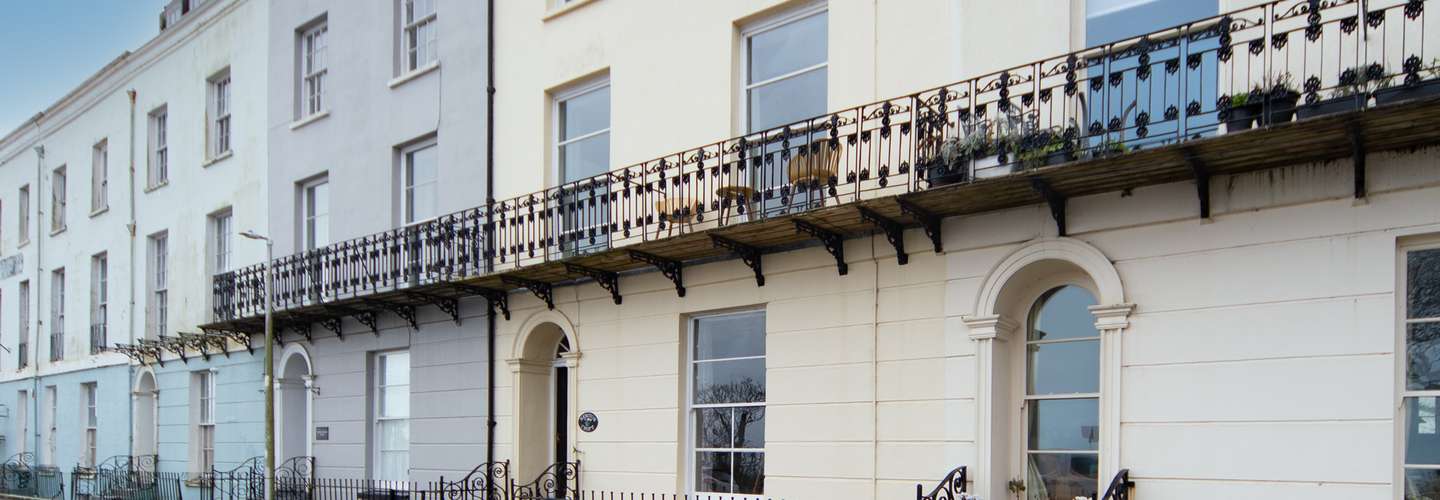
[962,315,1018,341]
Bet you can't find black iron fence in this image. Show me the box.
[213,0,1436,323]
[0,454,65,499]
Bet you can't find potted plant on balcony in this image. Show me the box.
[1263,72,1301,125]
[1297,63,1381,119]
[1018,125,1078,169]
[1223,87,1264,131]
[1374,57,1440,106]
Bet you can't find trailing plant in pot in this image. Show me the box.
[1018,125,1078,169]
[1222,87,1264,131]
[1374,56,1440,106]
[1298,63,1384,119]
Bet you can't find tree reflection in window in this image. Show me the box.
[692,311,765,495]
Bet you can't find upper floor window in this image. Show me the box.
[402,142,438,224]
[51,166,66,233]
[300,21,329,118]
[302,177,330,250]
[148,107,169,187]
[690,310,766,495]
[555,81,610,184]
[209,69,233,158]
[17,185,29,245]
[90,253,107,355]
[91,140,107,213]
[400,0,438,73]
[1024,285,1101,500]
[1404,245,1440,498]
[50,268,64,362]
[18,281,29,368]
[743,6,827,133]
[211,210,233,273]
[148,233,168,339]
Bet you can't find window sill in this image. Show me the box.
[90,206,109,218]
[50,227,66,237]
[18,240,29,249]
[388,62,440,89]
[544,0,600,21]
[203,151,234,168]
[289,110,331,131]
[144,181,169,194]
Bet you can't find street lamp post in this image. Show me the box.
[240,230,275,500]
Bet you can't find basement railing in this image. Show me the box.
[211,0,1436,326]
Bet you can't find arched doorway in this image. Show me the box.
[509,312,580,488]
[132,370,158,457]
[278,346,314,461]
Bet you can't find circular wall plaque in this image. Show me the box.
[578,412,599,432]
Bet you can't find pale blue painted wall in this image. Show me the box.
[0,364,131,470]
[153,354,266,475]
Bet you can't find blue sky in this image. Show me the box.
[0,0,168,136]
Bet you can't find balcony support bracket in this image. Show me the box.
[630,251,686,297]
[711,235,765,287]
[365,301,419,331]
[1030,178,1067,237]
[293,322,313,344]
[897,198,943,253]
[858,207,909,265]
[354,311,380,335]
[451,284,511,321]
[319,317,344,341]
[204,327,253,354]
[566,264,622,305]
[409,293,462,326]
[1183,150,1211,220]
[504,276,556,310]
[1350,123,1367,200]
[795,220,848,276]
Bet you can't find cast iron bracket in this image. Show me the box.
[858,207,909,265]
[1030,177,1067,237]
[1183,149,1211,219]
[711,235,765,287]
[410,292,462,326]
[897,198,942,253]
[149,337,185,364]
[319,317,344,341]
[354,311,380,335]
[450,284,512,321]
[794,220,848,275]
[504,276,555,310]
[630,250,686,297]
[1350,122,1366,200]
[566,264,622,305]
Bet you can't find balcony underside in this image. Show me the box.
[201,97,1440,335]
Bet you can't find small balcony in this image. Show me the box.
[90,323,107,356]
[49,331,64,362]
[18,342,28,369]
[205,0,1440,335]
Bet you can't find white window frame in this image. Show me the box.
[18,281,29,368]
[44,385,56,465]
[740,3,828,134]
[15,391,27,456]
[209,71,233,158]
[401,141,439,225]
[551,78,611,186]
[50,268,64,362]
[149,107,169,188]
[301,22,329,118]
[685,309,767,497]
[301,177,330,251]
[91,140,107,213]
[150,233,169,339]
[82,382,98,467]
[51,166,66,233]
[372,350,410,482]
[212,210,233,273]
[1017,284,1103,498]
[193,370,216,474]
[18,185,29,245]
[1401,241,1440,493]
[91,253,107,355]
[400,0,438,74]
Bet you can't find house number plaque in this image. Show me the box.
[578,412,598,432]
[315,426,330,441]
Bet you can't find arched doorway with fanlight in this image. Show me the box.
[277,344,314,464]
[509,310,581,496]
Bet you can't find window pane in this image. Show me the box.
[384,353,411,385]
[694,358,765,405]
[1409,322,1440,391]
[382,387,410,418]
[694,312,765,360]
[1027,340,1100,395]
[1407,396,1440,465]
[733,452,765,495]
[1406,468,1440,499]
[559,133,610,183]
[695,408,732,449]
[561,87,610,140]
[748,68,827,132]
[748,12,827,83]
[734,407,765,449]
[696,452,731,493]
[1411,248,1440,319]
[1028,398,1100,451]
[380,450,409,482]
[381,419,409,451]
[408,146,438,188]
[1030,286,1100,341]
[1026,453,1099,500]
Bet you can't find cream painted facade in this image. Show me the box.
[480,1,1440,499]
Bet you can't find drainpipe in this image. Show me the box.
[485,0,498,470]
[127,89,139,457]
[32,140,44,462]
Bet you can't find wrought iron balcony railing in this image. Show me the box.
[17,342,28,369]
[212,0,1438,325]
[49,331,63,362]
[89,323,107,355]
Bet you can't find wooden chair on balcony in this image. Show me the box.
[653,195,694,238]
